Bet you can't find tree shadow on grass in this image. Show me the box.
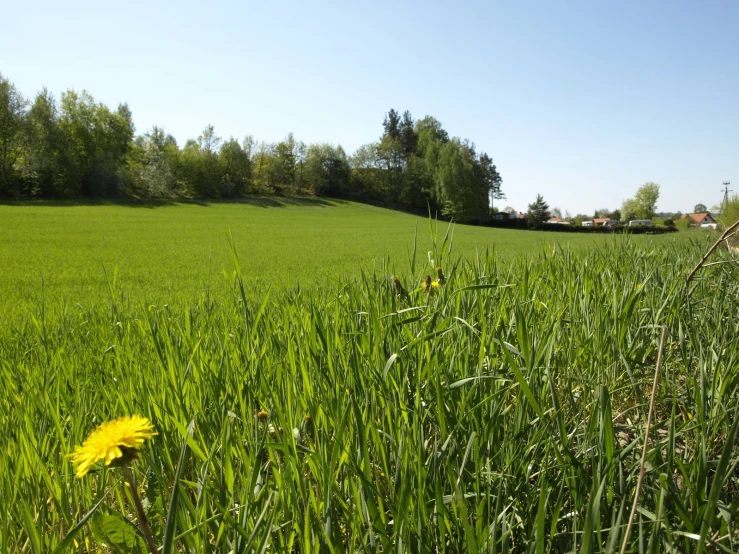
[0,198,185,209]
[0,196,349,209]
[232,197,348,208]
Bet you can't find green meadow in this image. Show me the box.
[2,201,738,552]
[2,199,641,317]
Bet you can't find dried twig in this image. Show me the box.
[723,228,739,243]
[619,326,669,554]
[701,260,739,269]
[684,219,739,294]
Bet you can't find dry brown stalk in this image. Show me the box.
[619,325,668,554]
[684,219,739,294]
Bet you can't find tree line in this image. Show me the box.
[0,73,503,222]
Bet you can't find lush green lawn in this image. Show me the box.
[0,198,664,316]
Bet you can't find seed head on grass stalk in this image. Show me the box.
[393,276,408,299]
[422,275,438,294]
[422,275,440,294]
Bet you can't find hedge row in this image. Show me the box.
[478,220,679,234]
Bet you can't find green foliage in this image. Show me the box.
[675,216,691,231]
[304,143,350,196]
[527,193,550,229]
[634,182,660,217]
[595,207,621,221]
[0,72,29,197]
[57,90,134,197]
[270,133,298,192]
[0,73,505,222]
[620,198,637,221]
[25,88,67,196]
[694,203,707,213]
[570,213,590,226]
[123,127,178,197]
[218,138,252,197]
[346,111,499,221]
[90,512,147,553]
[348,143,384,200]
[718,193,739,241]
[719,193,739,226]
[433,140,484,221]
[478,152,503,201]
[622,182,660,221]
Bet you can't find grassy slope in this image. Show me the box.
[0,198,662,315]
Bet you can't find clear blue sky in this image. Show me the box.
[2,0,737,215]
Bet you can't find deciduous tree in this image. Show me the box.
[621,182,660,220]
[433,140,483,221]
[304,143,349,196]
[0,73,28,196]
[219,138,251,196]
[25,88,65,196]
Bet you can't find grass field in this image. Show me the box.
[2,201,738,552]
[0,198,663,318]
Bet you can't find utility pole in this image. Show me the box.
[722,181,733,211]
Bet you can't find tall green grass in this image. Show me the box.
[1,231,738,552]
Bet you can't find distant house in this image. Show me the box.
[494,212,521,221]
[628,220,653,227]
[681,212,716,226]
[547,217,570,224]
[582,220,594,227]
[593,218,611,227]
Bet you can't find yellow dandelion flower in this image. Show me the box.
[69,415,156,478]
[431,280,440,290]
[257,410,269,420]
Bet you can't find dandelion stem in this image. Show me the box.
[123,467,158,554]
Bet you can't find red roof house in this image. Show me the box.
[681,212,716,225]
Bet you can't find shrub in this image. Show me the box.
[719,194,739,231]
[675,217,691,231]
